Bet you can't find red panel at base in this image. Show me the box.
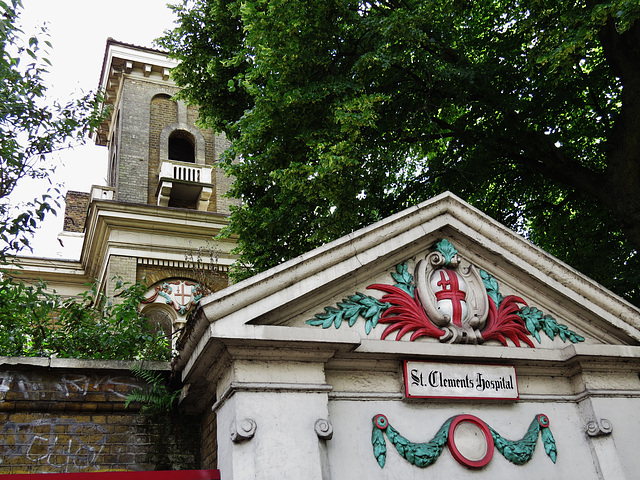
[0,469,220,479]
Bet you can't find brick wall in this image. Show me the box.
[109,75,239,215]
[201,403,218,470]
[116,80,150,204]
[105,256,138,299]
[148,94,179,205]
[63,191,91,233]
[0,359,200,474]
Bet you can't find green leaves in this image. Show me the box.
[541,425,557,464]
[391,261,414,297]
[0,275,170,361]
[125,364,181,415]
[371,423,386,468]
[518,306,585,344]
[374,413,557,470]
[306,292,390,334]
[434,239,458,266]
[371,415,453,469]
[480,269,503,307]
[0,1,105,258]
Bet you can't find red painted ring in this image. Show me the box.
[538,414,550,428]
[374,414,389,430]
[447,414,494,469]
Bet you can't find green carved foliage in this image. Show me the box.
[373,413,557,469]
[519,306,585,344]
[371,423,386,468]
[490,420,539,465]
[371,415,452,469]
[386,421,452,468]
[541,424,558,464]
[481,269,504,306]
[391,261,414,297]
[306,292,389,334]
[490,414,557,465]
[481,270,585,345]
[435,239,458,266]
[308,247,585,347]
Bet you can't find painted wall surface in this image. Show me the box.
[0,359,200,475]
[206,349,640,480]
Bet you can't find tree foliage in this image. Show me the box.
[160,0,640,304]
[0,276,170,360]
[0,0,103,258]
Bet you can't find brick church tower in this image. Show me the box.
[94,39,235,213]
[58,39,239,335]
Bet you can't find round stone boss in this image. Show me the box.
[447,414,495,469]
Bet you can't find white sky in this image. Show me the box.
[12,0,178,258]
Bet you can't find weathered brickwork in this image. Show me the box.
[201,403,218,470]
[105,256,138,299]
[63,191,91,233]
[148,94,179,205]
[116,79,152,204]
[107,72,238,215]
[0,362,200,474]
[186,104,200,128]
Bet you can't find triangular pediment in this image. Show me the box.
[176,192,640,380]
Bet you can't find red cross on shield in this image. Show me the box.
[430,269,469,326]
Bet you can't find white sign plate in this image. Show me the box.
[404,361,519,400]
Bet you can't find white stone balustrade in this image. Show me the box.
[159,160,213,184]
[157,160,214,210]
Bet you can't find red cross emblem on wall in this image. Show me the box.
[434,269,467,326]
[172,282,191,306]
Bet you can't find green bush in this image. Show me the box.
[0,276,170,361]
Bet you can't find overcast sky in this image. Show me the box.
[14,0,177,257]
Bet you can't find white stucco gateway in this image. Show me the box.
[175,192,640,480]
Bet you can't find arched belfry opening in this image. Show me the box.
[157,126,213,210]
[168,130,196,163]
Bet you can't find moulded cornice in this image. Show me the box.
[81,200,235,287]
[96,39,180,145]
[3,256,91,296]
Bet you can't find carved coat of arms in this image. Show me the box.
[142,280,204,315]
[307,239,584,347]
[414,246,489,344]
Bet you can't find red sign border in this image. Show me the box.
[403,360,519,401]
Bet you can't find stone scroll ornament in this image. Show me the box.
[306,239,585,346]
[371,413,557,470]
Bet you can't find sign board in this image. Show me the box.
[404,361,519,400]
